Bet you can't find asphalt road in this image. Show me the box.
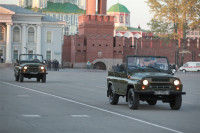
[0,68,200,133]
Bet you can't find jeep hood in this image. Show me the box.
[131,72,174,80]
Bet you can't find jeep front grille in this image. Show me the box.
[150,83,171,89]
[152,78,170,82]
[28,66,39,72]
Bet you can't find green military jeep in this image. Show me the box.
[107,55,186,110]
[14,54,47,83]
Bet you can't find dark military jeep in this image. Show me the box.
[107,56,186,110]
[14,54,47,83]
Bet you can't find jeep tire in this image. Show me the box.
[42,75,46,83]
[19,74,24,82]
[15,74,19,81]
[128,88,139,109]
[37,78,40,82]
[169,95,182,110]
[108,85,119,105]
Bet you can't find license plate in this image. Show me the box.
[154,91,170,95]
[30,72,38,74]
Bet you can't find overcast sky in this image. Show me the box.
[0,0,153,30]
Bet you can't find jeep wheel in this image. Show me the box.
[42,75,46,83]
[15,74,19,81]
[128,88,139,109]
[19,74,24,82]
[169,95,182,110]
[37,78,40,82]
[108,85,119,105]
[146,99,157,105]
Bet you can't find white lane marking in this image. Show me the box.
[18,95,30,97]
[74,83,85,86]
[22,115,40,118]
[3,81,183,133]
[70,115,90,118]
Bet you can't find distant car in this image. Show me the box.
[107,55,186,110]
[14,54,47,83]
[179,62,200,73]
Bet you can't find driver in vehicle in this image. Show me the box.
[33,56,40,62]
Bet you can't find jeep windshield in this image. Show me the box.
[127,56,170,73]
[19,54,43,63]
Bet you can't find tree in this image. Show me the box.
[147,0,200,66]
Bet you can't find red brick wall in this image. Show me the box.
[62,36,71,63]
[73,35,86,63]
[86,35,114,62]
[86,0,96,15]
[62,35,200,67]
[97,0,107,15]
[123,37,200,64]
[79,15,114,36]
[113,36,124,59]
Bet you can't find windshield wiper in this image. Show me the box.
[146,66,161,72]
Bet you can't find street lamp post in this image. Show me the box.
[24,47,27,54]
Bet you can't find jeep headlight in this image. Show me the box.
[143,80,149,86]
[40,66,45,70]
[24,66,28,69]
[174,80,180,86]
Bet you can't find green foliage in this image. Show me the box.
[146,0,200,40]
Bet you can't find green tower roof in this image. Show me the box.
[107,3,130,13]
[42,2,85,14]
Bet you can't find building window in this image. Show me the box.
[114,16,118,22]
[75,16,78,24]
[28,27,35,42]
[60,14,63,20]
[56,14,59,19]
[65,26,69,35]
[120,15,124,23]
[126,16,129,23]
[71,15,75,25]
[0,26,5,41]
[47,31,52,43]
[76,25,79,34]
[98,52,102,57]
[13,27,20,42]
[46,51,51,60]
[66,15,70,24]
[13,50,18,59]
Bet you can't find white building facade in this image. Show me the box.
[187,26,200,39]
[18,0,86,9]
[0,4,65,63]
[18,0,86,36]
